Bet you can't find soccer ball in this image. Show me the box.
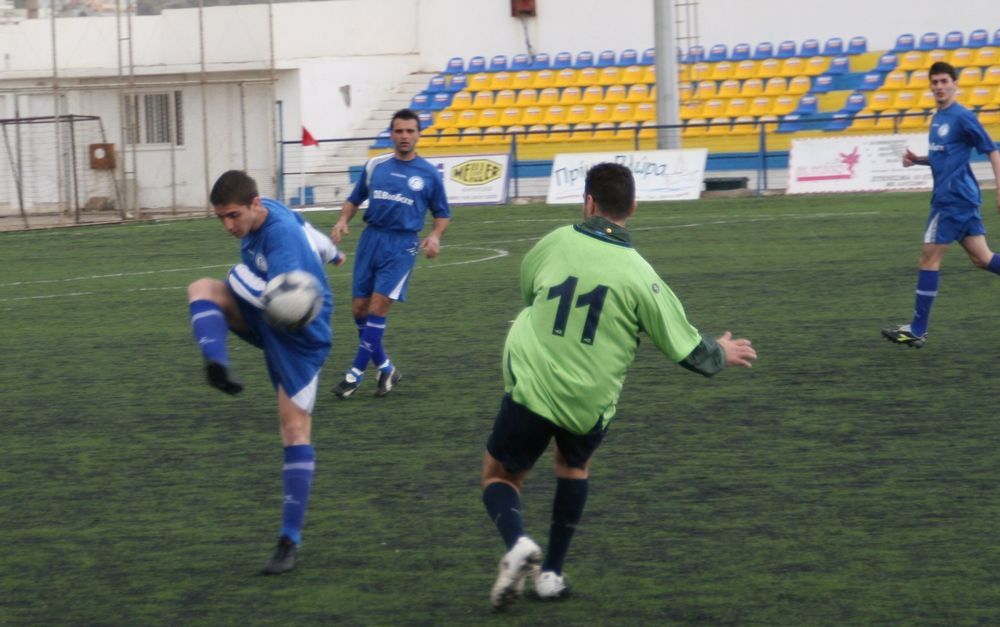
[262,270,323,331]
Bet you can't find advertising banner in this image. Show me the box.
[546,149,709,204]
[425,154,510,205]
[787,133,933,194]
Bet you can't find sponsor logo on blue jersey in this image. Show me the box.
[372,189,415,205]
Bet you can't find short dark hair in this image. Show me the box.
[391,108,421,131]
[209,170,259,207]
[929,61,957,80]
[584,162,635,219]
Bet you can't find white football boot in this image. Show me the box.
[489,536,542,610]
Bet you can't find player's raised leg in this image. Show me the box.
[187,277,244,394]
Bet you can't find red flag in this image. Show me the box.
[302,126,319,147]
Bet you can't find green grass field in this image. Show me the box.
[3,191,1000,625]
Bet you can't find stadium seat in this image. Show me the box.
[772,96,797,116]
[450,91,473,109]
[523,124,550,144]
[574,51,595,68]
[917,32,940,51]
[851,109,878,130]
[589,103,612,123]
[410,93,430,111]
[800,39,820,57]
[892,33,915,53]
[764,77,788,95]
[907,69,929,88]
[776,113,805,132]
[899,51,927,71]
[467,56,487,73]
[733,60,758,80]
[481,125,509,145]
[531,53,552,71]
[499,107,523,126]
[610,103,635,122]
[757,58,781,78]
[596,50,617,67]
[626,83,651,102]
[950,48,973,67]
[843,92,867,113]
[430,92,452,111]
[857,73,883,91]
[827,56,849,76]
[899,109,928,129]
[488,55,509,73]
[943,30,964,49]
[711,61,734,80]
[604,84,627,103]
[555,68,577,87]
[883,70,908,89]
[868,91,894,112]
[427,75,447,93]
[973,47,998,67]
[638,120,657,139]
[435,127,460,147]
[552,51,573,69]
[694,80,718,99]
[615,120,641,142]
[417,110,434,129]
[804,56,830,76]
[543,104,567,125]
[468,72,491,91]
[515,88,539,107]
[823,112,852,132]
[731,43,751,61]
[455,109,480,128]
[560,86,583,105]
[967,29,989,48]
[725,97,750,116]
[598,67,622,85]
[684,45,705,63]
[927,50,949,65]
[706,116,733,135]
[435,109,458,129]
[592,122,616,140]
[753,42,774,60]
[793,94,818,115]
[565,104,590,124]
[642,65,656,83]
[680,100,703,119]
[621,65,644,85]
[641,47,656,65]
[537,87,560,106]
[486,71,512,91]
[917,90,936,108]
[959,66,982,84]
[581,85,605,103]
[521,106,544,126]
[893,90,918,110]
[979,108,1000,125]
[967,86,996,107]
[489,89,514,109]
[702,98,726,118]
[458,126,483,145]
[718,79,741,97]
[822,37,844,56]
[534,69,556,89]
[875,54,898,72]
[548,123,572,142]
[618,49,639,66]
[576,66,599,86]
[812,75,834,93]
[683,117,708,137]
[689,62,712,81]
[707,44,728,62]
[512,71,535,89]
[984,65,1000,85]
[569,122,594,141]
[788,75,812,94]
[472,91,495,109]
[776,40,797,58]
[847,36,868,54]
[444,56,465,74]
[748,96,773,116]
[446,74,467,92]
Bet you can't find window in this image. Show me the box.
[123,91,184,146]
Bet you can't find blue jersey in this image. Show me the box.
[927,103,998,211]
[348,153,451,233]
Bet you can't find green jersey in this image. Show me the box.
[503,217,704,435]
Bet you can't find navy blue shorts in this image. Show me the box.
[486,394,606,474]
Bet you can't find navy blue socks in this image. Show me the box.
[483,482,524,550]
[543,478,588,575]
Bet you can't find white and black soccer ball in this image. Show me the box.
[262,270,323,331]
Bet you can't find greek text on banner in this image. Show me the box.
[546,149,708,204]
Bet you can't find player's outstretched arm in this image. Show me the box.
[331,200,359,244]
[902,148,928,167]
[716,331,757,368]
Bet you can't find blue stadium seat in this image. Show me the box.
[573,50,594,68]
[812,75,834,93]
[429,92,452,111]
[618,48,638,66]
[857,72,883,91]
[467,56,486,73]
[917,32,939,51]
[417,111,433,129]
[823,37,844,56]
[410,93,430,110]
[776,113,805,133]
[685,45,705,63]
[596,49,617,67]
[994,28,1000,46]
[426,74,447,93]
[707,44,728,62]
[875,53,898,72]
[794,95,818,115]
[552,51,573,69]
[892,33,915,53]
[942,30,964,49]
[847,36,867,54]
[776,40,797,59]
[968,29,989,47]
[372,130,393,148]
[827,56,850,75]
[446,74,467,92]
[753,42,774,60]
[511,53,531,71]
[731,43,751,61]
[531,52,551,70]
[641,47,655,65]
[444,57,464,74]
[488,54,508,72]
[843,92,867,113]
[800,39,820,57]
[823,112,853,132]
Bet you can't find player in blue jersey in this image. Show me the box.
[883,62,1000,348]
[186,170,345,574]
[329,108,451,398]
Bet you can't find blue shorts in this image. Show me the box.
[923,207,986,244]
[352,227,419,301]
[231,286,331,412]
[486,394,607,474]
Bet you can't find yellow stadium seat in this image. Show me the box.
[979,108,1000,125]
[733,60,758,80]
[419,128,441,147]
[615,121,640,142]
[621,65,644,84]
[598,67,622,85]
[538,87,560,106]
[499,107,523,126]
[757,115,779,133]
[455,109,480,128]
[804,56,829,76]
[718,79,741,97]
[459,127,483,145]
[494,89,517,108]
[565,104,590,124]
[478,108,501,127]
[927,49,948,65]
[950,48,973,67]
[967,86,996,107]
[641,65,656,83]
[604,84,627,103]
[560,86,583,105]
[638,120,656,140]
[589,103,612,123]
[468,72,492,91]
[626,83,651,102]
[875,109,899,131]
[512,71,535,89]
[515,88,539,107]
[730,115,757,135]
[869,91,894,111]
[683,117,708,137]
[725,97,750,116]
[506,125,526,143]
[490,72,513,91]
[984,65,1000,85]
[955,87,969,105]
[523,124,550,143]
[581,85,605,104]
[757,58,780,78]
[680,100,703,119]
[549,123,572,142]
[701,98,725,118]
[678,81,693,99]
[711,61,734,80]
[764,77,788,95]
[451,91,473,109]
[779,57,805,77]
[741,78,765,97]
[481,126,509,145]
[907,69,929,88]
[973,47,998,67]
[917,90,936,108]
[788,76,811,94]
[959,66,982,84]
[570,122,594,141]
[543,105,567,125]
[893,90,918,110]
[695,80,718,99]
[634,102,655,122]
[899,109,928,129]
[592,122,616,140]
[521,106,544,125]
[435,110,458,129]
[554,68,577,87]
[576,67,599,86]
[436,127,461,146]
[773,95,796,115]
[534,70,556,89]
[609,103,635,123]
[706,116,732,135]
[472,91,495,109]
[690,62,712,81]
[883,70,908,90]
[899,51,926,71]
[748,96,773,116]
[851,109,877,130]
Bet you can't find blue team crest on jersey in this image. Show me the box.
[937,123,950,138]
[407,176,424,191]
[255,253,268,272]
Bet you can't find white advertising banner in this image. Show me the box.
[787,133,933,194]
[546,149,709,204]
[424,154,510,205]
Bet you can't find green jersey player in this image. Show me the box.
[480,162,757,610]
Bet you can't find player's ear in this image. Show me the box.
[583,194,597,217]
